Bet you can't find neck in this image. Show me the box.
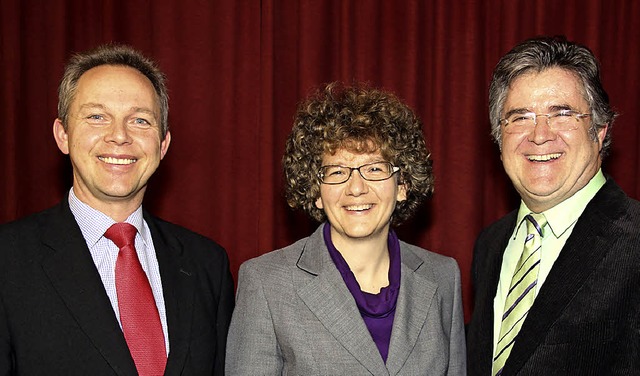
[331,230,390,294]
[72,187,142,222]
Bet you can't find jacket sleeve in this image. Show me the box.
[213,250,235,375]
[448,259,468,375]
[0,289,14,374]
[225,261,283,375]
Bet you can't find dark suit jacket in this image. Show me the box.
[467,178,640,375]
[0,197,235,375]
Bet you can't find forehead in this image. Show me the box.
[322,148,384,165]
[73,65,159,109]
[505,67,588,111]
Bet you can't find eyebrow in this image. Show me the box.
[503,104,576,118]
[130,107,156,115]
[322,159,386,167]
[78,103,157,117]
[502,108,531,119]
[78,103,108,112]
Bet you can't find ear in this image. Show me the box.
[160,131,171,159]
[315,196,324,209]
[397,183,407,202]
[53,119,70,155]
[596,124,608,150]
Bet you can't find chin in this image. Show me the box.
[519,178,561,194]
[98,187,140,200]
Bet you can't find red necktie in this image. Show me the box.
[104,223,167,376]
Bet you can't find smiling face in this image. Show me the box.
[314,149,407,246]
[500,67,607,212]
[53,65,171,220]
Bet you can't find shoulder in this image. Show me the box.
[239,236,308,276]
[0,204,63,237]
[0,204,73,282]
[584,179,640,246]
[0,216,36,241]
[399,241,460,281]
[0,204,69,256]
[582,178,640,230]
[599,179,640,215]
[400,242,456,266]
[477,210,517,241]
[471,210,518,263]
[149,215,218,243]
[145,213,229,262]
[398,243,463,313]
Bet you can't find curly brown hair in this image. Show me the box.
[283,82,434,226]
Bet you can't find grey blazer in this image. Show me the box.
[226,224,466,375]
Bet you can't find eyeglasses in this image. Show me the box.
[500,109,591,134]
[318,161,400,185]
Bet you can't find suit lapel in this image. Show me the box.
[385,245,437,375]
[467,211,516,375]
[294,226,389,376]
[39,201,137,375]
[145,213,197,376]
[505,180,625,374]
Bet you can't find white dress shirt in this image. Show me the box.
[68,188,170,354]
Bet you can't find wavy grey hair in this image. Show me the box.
[489,36,615,156]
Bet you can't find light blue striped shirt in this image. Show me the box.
[68,188,169,354]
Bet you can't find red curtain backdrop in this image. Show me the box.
[2,0,639,322]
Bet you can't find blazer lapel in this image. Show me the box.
[39,201,137,375]
[294,226,389,376]
[385,246,437,375]
[145,213,197,376]
[467,211,517,375]
[504,180,625,374]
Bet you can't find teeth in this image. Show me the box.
[527,153,561,162]
[345,204,373,211]
[99,156,137,165]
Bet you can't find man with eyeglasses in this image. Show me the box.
[467,36,640,375]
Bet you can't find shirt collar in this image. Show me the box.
[68,187,145,247]
[516,169,606,239]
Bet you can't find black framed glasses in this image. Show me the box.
[500,109,591,134]
[318,161,400,185]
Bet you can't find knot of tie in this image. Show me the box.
[525,213,547,238]
[104,223,137,249]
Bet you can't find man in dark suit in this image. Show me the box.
[467,36,640,375]
[0,44,234,375]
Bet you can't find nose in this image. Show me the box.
[345,168,369,196]
[105,121,132,144]
[529,114,557,144]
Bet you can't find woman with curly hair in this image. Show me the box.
[226,82,466,375]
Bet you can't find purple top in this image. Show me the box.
[323,223,401,363]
